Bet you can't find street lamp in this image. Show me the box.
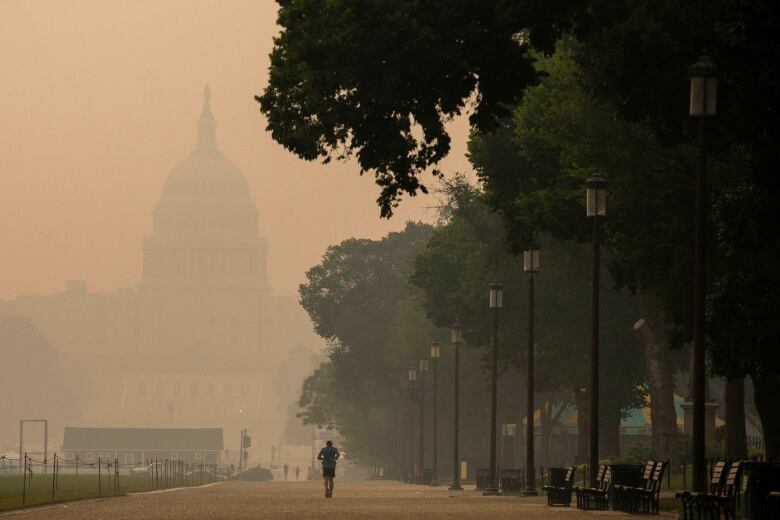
[689,52,717,493]
[523,244,540,496]
[485,281,503,495]
[430,342,441,486]
[586,175,607,486]
[449,320,464,491]
[407,367,417,483]
[419,357,429,484]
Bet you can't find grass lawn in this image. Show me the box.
[0,473,153,511]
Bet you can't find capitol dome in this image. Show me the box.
[141,87,269,290]
[161,86,251,201]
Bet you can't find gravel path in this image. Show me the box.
[0,480,674,519]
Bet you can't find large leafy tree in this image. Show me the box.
[469,43,693,459]
[297,221,435,467]
[573,0,780,459]
[257,0,584,216]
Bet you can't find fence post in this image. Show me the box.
[51,453,56,502]
[22,453,27,505]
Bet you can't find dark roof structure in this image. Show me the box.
[62,428,223,451]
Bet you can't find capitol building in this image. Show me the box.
[0,88,318,452]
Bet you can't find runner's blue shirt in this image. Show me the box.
[319,446,339,469]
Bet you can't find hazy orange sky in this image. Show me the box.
[0,0,473,299]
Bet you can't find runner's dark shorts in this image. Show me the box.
[322,468,336,478]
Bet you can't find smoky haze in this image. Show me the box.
[0,0,472,467]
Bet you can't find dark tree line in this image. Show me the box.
[261,0,780,459]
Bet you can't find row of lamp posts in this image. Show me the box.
[404,54,716,493]
[403,178,605,494]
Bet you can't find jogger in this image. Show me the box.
[317,440,340,498]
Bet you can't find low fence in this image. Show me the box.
[0,453,225,511]
[476,466,553,492]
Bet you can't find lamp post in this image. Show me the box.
[523,244,540,495]
[449,320,464,491]
[430,342,441,486]
[408,367,417,483]
[689,52,717,493]
[485,281,503,495]
[419,357,430,484]
[586,175,607,486]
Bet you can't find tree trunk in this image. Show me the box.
[725,377,747,459]
[633,312,678,462]
[575,392,589,465]
[599,407,621,458]
[751,373,780,460]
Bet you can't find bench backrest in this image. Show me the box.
[564,465,576,484]
[595,464,607,484]
[642,460,655,480]
[723,461,742,498]
[641,460,656,490]
[650,460,667,491]
[709,461,728,494]
[600,466,612,491]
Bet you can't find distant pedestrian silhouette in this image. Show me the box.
[295,465,300,480]
[283,462,289,481]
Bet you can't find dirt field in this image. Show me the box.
[0,480,676,519]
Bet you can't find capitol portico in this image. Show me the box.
[0,88,318,453]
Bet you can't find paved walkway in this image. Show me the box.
[1,480,675,519]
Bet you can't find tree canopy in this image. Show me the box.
[265,0,780,457]
[257,0,587,216]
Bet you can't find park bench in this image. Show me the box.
[574,464,606,510]
[586,465,612,510]
[676,460,728,519]
[543,466,576,506]
[701,461,742,520]
[677,461,742,520]
[742,461,780,519]
[630,459,667,514]
[613,460,656,512]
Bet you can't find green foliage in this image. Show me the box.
[472,42,698,351]
[276,0,780,456]
[411,177,647,424]
[257,0,585,217]
[609,440,653,465]
[296,222,438,464]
